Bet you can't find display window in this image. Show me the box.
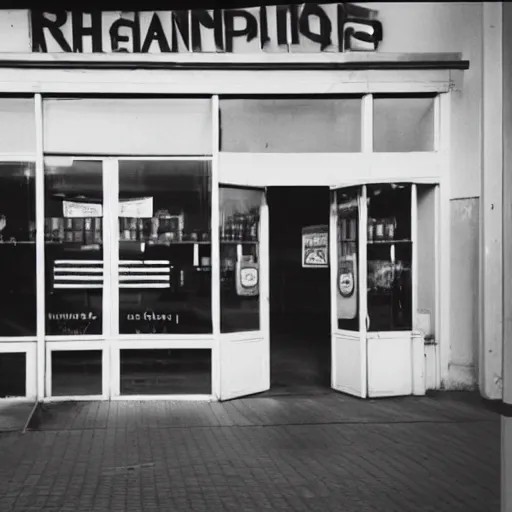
[118,160,212,335]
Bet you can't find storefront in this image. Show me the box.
[0,3,491,402]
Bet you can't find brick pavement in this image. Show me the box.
[0,392,501,512]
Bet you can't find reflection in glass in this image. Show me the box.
[118,161,212,334]
[373,95,435,152]
[120,349,211,395]
[44,159,103,335]
[220,98,362,153]
[220,187,262,333]
[0,352,26,397]
[336,188,359,331]
[367,184,412,331]
[0,162,36,336]
[51,350,102,396]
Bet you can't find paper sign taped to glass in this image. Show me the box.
[63,197,153,218]
[337,254,358,320]
[302,225,328,268]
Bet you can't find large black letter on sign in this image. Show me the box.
[141,13,171,52]
[31,10,72,52]
[110,14,141,53]
[276,5,300,46]
[299,4,332,51]
[191,10,224,51]
[72,11,103,52]
[224,10,258,52]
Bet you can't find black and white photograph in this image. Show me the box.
[0,1,510,511]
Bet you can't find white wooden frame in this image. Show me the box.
[0,66,452,401]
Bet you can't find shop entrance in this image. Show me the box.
[267,187,332,395]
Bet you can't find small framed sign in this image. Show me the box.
[302,225,329,268]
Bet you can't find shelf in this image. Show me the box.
[220,240,258,244]
[0,241,35,245]
[367,239,411,245]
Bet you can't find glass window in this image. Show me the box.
[336,187,359,331]
[120,349,211,395]
[0,98,36,154]
[220,187,263,333]
[367,183,412,331]
[118,160,212,335]
[0,352,26,397]
[373,95,435,152]
[0,162,36,336]
[51,350,102,396]
[43,98,212,156]
[44,158,103,336]
[220,98,362,152]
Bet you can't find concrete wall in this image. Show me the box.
[361,2,483,388]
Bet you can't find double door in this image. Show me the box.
[221,182,423,400]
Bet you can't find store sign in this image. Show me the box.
[30,4,383,54]
[63,200,102,218]
[302,225,329,268]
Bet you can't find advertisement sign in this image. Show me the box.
[302,225,328,268]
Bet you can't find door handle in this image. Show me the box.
[365,314,370,331]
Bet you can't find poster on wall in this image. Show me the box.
[302,225,328,268]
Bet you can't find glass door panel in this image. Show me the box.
[44,158,104,336]
[219,186,263,333]
[330,185,367,398]
[117,160,213,335]
[366,183,413,332]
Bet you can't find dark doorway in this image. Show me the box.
[267,186,331,395]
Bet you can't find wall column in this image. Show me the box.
[480,1,503,400]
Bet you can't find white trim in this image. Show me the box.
[218,152,442,188]
[260,191,270,391]
[111,339,215,350]
[329,190,338,337]
[411,184,418,331]
[359,185,368,397]
[211,95,221,399]
[434,184,441,389]
[438,92,451,389]
[116,156,213,161]
[366,331,413,340]
[362,94,373,154]
[433,94,441,152]
[0,69,455,96]
[0,337,37,342]
[35,92,45,400]
[0,154,36,161]
[110,395,214,402]
[0,52,464,66]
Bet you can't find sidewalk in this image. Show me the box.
[0,392,500,512]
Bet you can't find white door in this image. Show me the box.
[218,185,270,400]
[330,186,368,398]
[330,182,421,398]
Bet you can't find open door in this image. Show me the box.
[330,186,368,398]
[218,185,269,400]
[330,182,422,398]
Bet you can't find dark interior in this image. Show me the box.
[266,186,332,396]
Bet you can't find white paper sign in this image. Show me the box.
[119,197,153,218]
[63,200,103,218]
[63,197,154,218]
